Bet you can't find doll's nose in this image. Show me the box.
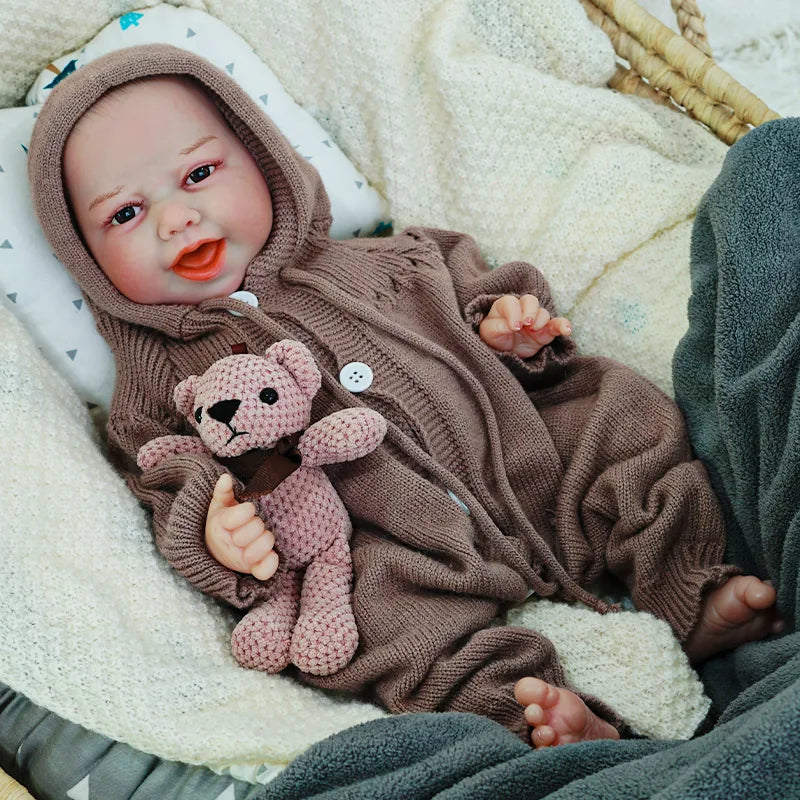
[207,399,240,425]
[158,203,202,239]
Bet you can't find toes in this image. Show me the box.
[741,576,777,610]
[531,725,556,748]
[524,703,545,726]
[514,677,549,707]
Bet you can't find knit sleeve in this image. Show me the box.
[106,344,269,610]
[408,226,575,386]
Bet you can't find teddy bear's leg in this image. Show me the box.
[290,533,359,676]
[231,570,301,672]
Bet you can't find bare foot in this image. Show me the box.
[514,677,620,748]
[684,575,783,663]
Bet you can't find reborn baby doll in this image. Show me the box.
[28,44,780,748]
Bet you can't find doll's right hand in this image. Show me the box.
[205,473,279,581]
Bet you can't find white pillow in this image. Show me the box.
[1,105,117,408]
[0,4,389,409]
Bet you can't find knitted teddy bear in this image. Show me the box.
[137,339,387,676]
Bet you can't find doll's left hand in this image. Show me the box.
[479,294,572,358]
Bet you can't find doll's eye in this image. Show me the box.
[259,387,278,405]
[194,407,203,423]
[186,164,216,184]
[110,205,141,226]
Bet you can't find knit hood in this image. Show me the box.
[28,44,332,340]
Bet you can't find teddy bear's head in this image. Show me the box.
[174,340,322,457]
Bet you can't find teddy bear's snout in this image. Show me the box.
[207,398,241,425]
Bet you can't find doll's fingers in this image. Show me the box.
[479,316,515,352]
[208,473,236,512]
[529,307,551,332]
[230,515,268,547]
[525,316,572,346]
[549,317,572,337]
[487,294,524,330]
[518,295,540,327]
[220,500,258,529]
[243,533,276,568]
[251,551,280,581]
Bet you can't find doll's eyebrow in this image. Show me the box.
[88,185,123,212]
[180,135,217,155]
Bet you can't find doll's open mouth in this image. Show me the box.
[171,239,226,281]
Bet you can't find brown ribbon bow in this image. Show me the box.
[219,431,304,499]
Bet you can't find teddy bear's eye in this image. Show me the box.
[194,407,203,423]
[259,387,278,405]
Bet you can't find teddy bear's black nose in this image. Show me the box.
[207,398,240,425]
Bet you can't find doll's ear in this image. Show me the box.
[174,375,199,419]
[264,339,322,400]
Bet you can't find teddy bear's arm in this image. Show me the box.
[137,435,211,470]
[298,409,387,467]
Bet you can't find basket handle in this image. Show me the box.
[671,0,711,57]
[581,0,780,144]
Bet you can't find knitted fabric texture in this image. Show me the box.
[139,340,387,675]
[28,44,738,739]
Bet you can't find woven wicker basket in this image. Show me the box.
[581,0,780,144]
[0,768,34,800]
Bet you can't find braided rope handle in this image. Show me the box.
[671,0,711,57]
[580,0,780,144]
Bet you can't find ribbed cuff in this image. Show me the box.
[634,561,741,643]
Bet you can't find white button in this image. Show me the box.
[227,290,259,316]
[447,489,470,515]
[339,361,373,392]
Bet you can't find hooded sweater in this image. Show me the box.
[28,44,736,739]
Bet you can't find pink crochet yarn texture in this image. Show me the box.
[138,340,387,675]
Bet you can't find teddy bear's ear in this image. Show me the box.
[264,339,322,400]
[174,375,199,419]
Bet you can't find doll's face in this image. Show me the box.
[63,76,273,304]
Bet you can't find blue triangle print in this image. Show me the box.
[225,63,234,74]
[119,12,144,30]
[1,240,12,248]
[187,27,196,37]
[7,292,17,303]
[73,299,83,310]
[66,349,77,361]
[322,139,332,148]
[259,94,269,105]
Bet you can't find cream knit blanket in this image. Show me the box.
[0,0,720,771]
